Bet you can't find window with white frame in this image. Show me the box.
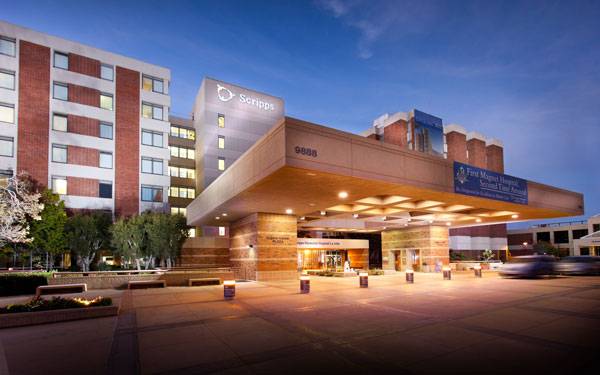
[53,52,69,70]
[218,135,225,149]
[52,113,68,132]
[142,130,163,147]
[99,152,113,169]
[0,136,14,157]
[52,176,67,195]
[0,103,14,123]
[218,157,225,171]
[100,93,113,110]
[142,75,164,94]
[0,36,16,57]
[141,157,163,175]
[0,70,15,90]
[142,102,163,120]
[100,64,113,81]
[52,144,67,163]
[99,122,113,139]
[53,82,68,101]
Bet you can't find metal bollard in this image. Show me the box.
[406,269,414,283]
[474,265,482,278]
[224,280,236,299]
[359,272,368,288]
[443,267,452,280]
[300,275,310,293]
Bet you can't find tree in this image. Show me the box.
[65,212,111,272]
[111,215,148,270]
[534,241,561,258]
[0,174,43,247]
[28,190,67,270]
[146,213,189,268]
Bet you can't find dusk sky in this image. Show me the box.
[4,0,598,226]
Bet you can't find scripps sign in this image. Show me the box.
[454,162,528,204]
[216,84,275,111]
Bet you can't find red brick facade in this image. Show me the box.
[67,114,100,137]
[67,145,99,167]
[67,176,99,197]
[17,41,50,186]
[383,120,408,148]
[68,83,100,107]
[114,66,140,217]
[69,53,100,78]
[486,144,504,173]
[467,138,486,168]
[445,131,467,163]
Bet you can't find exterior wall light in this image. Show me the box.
[476,218,482,223]
[222,213,228,217]
[300,275,310,293]
[446,222,451,226]
[443,266,452,280]
[511,214,519,219]
[406,269,414,283]
[320,211,326,216]
[474,264,482,278]
[359,272,368,288]
[224,280,235,299]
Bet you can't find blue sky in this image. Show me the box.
[3,0,599,226]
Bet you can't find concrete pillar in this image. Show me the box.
[229,213,297,281]
[485,138,504,173]
[444,124,468,163]
[383,120,408,148]
[467,132,487,168]
[381,225,449,272]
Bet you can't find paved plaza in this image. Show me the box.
[1,273,599,374]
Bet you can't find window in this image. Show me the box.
[142,102,163,120]
[188,228,195,237]
[99,152,113,169]
[99,181,112,198]
[218,135,225,149]
[594,224,600,233]
[0,70,15,90]
[53,82,68,101]
[169,146,194,159]
[218,157,225,171]
[169,187,194,199]
[171,207,187,216]
[572,229,588,240]
[52,176,67,195]
[100,93,113,110]
[141,157,163,175]
[52,114,68,132]
[168,166,195,179]
[554,230,569,244]
[141,185,162,202]
[141,130,163,147]
[100,122,113,139]
[0,36,16,57]
[537,232,550,242]
[52,144,67,163]
[53,52,69,70]
[0,136,13,157]
[218,226,226,236]
[0,169,13,182]
[0,103,14,123]
[142,75,164,94]
[218,113,225,128]
[100,64,113,81]
[170,126,195,140]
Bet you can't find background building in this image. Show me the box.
[0,20,171,216]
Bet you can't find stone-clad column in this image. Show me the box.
[382,226,449,272]
[230,213,297,281]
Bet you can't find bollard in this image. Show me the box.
[359,272,368,288]
[224,280,236,299]
[474,265,482,278]
[443,266,452,280]
[300,275,310,293]
[405,269,414,283]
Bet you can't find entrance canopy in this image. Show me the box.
[187,117,583,232]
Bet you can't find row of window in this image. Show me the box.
[53,82,114,110]
[217,114,226,171]
[0,136,13,157]
[168,186,195,199]
[53,51,114,81]
[169,166,195,179]
[170,126,195,140]
[51,144,113,168]
[170,145,194,159]
[0,69,15,90]
[52,113,113,138]
[51,176,112,198]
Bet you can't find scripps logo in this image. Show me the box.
[217,84,235,102]
[216,83,275,111]
[455,166,468,184]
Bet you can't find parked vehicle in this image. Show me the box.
[499,255,556,278]
[555,256,600,276]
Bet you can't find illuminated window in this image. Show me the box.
[100,64,113,81]
[52,176,67,195]
[0,36,16,57]
[100,93,113,110]
[218,226,226,236]
[0,70,15,90]
[52,144,67,163]
[217,113,225,128]
[218,135,225,149]
[170,207,187,216]
[52,114,67,132]
[188,228,196,237]
[53,52,69,70]
[142,102,163,120]
[0,136,13,157]
[0,103,14,123]
[142,75,164,94]
[53,82,68,101]
[218,157,225,171]
[169,146,194,159]
[169,166,195,179]
[168,187,179,197]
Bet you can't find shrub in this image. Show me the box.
[0,296,112,314]
[0,272,52,296]
[368,269,385,276]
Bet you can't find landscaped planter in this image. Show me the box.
[0,304,119,329]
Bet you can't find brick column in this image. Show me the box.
[466,132,487,168]
[444,124,468,163]
[382,120,408,148]
[485,138,504,173]
[230,213,297,281]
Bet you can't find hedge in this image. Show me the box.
[0,272,52,296]
[0,296,112,314]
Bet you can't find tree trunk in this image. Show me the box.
[135,258,141,271]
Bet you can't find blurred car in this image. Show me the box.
[499,255,556,278]
[555,256,600,276]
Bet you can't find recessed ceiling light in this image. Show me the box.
[446,222,451,226]
[511,214,519,219]
[309,203,316,207]
[307,172,317,176]
[215,216,220,220]
[383,226,387,230]
[320,211,326,216]
[407,218,412,222]
[300,216,305,220]
[404,223,409,226]
[476,218,482,223]
[222,213,227,217]
[428,220,433,224]
[382,216,387,221]
[352,214,359,219]
[338,191,349,199]
[285,208,293,214]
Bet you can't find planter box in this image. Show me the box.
[0,305,119,329]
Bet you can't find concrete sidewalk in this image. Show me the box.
[1,273,599,374]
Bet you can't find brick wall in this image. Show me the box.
[486,144,504,173]
[467,138,487,168]
[67,145,99,167]
[67,114,100,137]
[383,120,408,148]
[446,131,467,163]
[69,53,100,78]
[67,176,98,197]
[114,66,140,216]
[17,41,50,186]
[68,83,99,107]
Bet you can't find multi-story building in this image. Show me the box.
[168,115,196,221]
[0,20,171,216]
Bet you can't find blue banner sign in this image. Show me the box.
[413,109,444,158]
[453,162,528,204]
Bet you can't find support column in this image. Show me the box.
[444,124,468,163]
[382,225,449,272]
[230,213,297,281]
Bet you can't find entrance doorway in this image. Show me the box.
[394,249,421,272]
[298,249,349,272]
